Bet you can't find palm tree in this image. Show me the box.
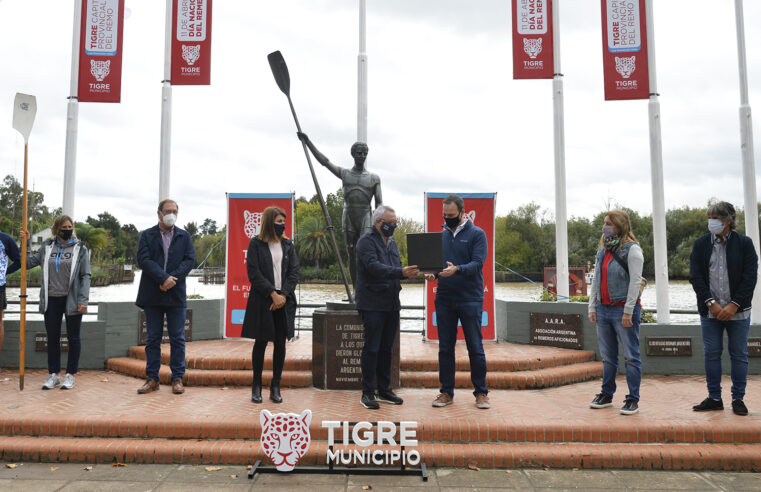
[75,222,109,262]
[296,216,332,269]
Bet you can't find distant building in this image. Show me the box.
[30,227,51,247]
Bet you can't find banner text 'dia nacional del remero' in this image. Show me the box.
[512,0,554,79]
[601,0,650,100]
[425,193,496,342]
[171,0,213,85]
[78,0,125,102]
[225,193,294,338]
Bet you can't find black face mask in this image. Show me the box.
[274,223,286,237]
[444,215,461,230]
[380,221,397,237]
[59,229,73,241]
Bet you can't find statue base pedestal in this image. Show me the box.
[312,302,400,390]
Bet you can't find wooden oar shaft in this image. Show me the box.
[19,143,28,391]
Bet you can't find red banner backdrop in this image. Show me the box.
[512,0,554,79]
[424,193,496,342]
[171,0,212,85]
[78,0,125,103]
[600,0,650,100]
[225,193,294,338]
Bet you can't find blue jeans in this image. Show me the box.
[44,296,82,374]
[596,304,641,401]
[435,298,487,397]
[144,306,186,381]
[359,310,399,396]
[700,316,750,401]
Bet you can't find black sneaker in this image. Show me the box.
[732,399,749,416]
[620,398,639,415]
[376,389,403,405]
[693,398,723,412]
[361,393,380,410]
[590,393,613,409]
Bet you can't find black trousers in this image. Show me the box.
[252,308,287,385]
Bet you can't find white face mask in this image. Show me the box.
[708,218,725,235]
[162,213,177,227]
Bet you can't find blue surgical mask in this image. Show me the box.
[708,218,725,235]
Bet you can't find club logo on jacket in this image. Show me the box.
[244,211,263,239]
[260,409,312,472]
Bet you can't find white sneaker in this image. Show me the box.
[60,373,75,390]
[42,373,61,390]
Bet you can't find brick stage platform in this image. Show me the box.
[1,336,759,471]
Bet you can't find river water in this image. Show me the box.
[5,272,700,330]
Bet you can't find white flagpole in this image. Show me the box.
[159,0,173,201]
[63,0,82,217]
[357,0,368,143]
[645,0,670,323]
[734,0,761,323]
[552,0,569,302]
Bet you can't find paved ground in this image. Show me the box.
[1,462,760,491]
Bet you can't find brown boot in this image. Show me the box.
[172,379,185,394]
[137,379,159,394]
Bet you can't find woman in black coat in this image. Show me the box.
[241,206,299,404]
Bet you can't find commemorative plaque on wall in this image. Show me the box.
[35,334,68,352]
[313,302,400,390]
[138,309,193,345]
[646,337,692,356]
[529,312,583,350]
[748,338,761,357]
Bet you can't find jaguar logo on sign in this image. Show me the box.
[523,38,543,59]
[181,44,201,65]
[615,56,636,79]
[464,210,476,224]
[243,210,263,239]
[260,409,312,472]
[90,60,111,82]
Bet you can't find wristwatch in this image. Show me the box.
[705,299,716,308]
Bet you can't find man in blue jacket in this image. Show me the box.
[425,195,490,409]
[0,227,21,372]
[136,199,195,395]
[689,201,758,416]
[355,205,419,409]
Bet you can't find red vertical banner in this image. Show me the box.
[171,0,213,85]
[601,0,650,100]
[512,0,554,79]
[424,193,496,342]
[225,193,294,338]
[78,0,125,103]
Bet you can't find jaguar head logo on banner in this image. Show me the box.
[464,210,476,224]
[90,60,111,82]
[615,56,636,79]
[260,409,312,472]
[523,38,543,59]
[181,44,201,66]
[243,210,263,239]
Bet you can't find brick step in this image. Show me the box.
[105,357,311,387]
[106,356,602,389]
[127,338,596,372]
[1,436,759,470]
[2,415,758,445]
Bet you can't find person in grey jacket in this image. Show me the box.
[21,215,90,390]
[587,210,644,415]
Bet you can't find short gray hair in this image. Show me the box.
[707,200,737,230]
[372,205,395,223]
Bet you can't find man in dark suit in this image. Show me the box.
[136,199,195,395]
[690,201,758,416]
[355,205,418,409]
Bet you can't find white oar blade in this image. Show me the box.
[12,93,37,143]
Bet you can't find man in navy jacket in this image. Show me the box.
[689,201,757,416]
[355,205,418,409]
[136,199,195,395]
[425,195,490,410]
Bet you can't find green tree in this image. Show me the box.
[200,218,218,235]
[75,222,109,261]
[392,216,424,266]
[184,221,199,241]
[296,216,332,268]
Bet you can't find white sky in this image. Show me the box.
[1,0,760,231]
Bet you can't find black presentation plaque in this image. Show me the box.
[646,337,692,356]
[35,334,68,352]
[748,338,761,357]
[138,309,193,345]
[529,312,583,350]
